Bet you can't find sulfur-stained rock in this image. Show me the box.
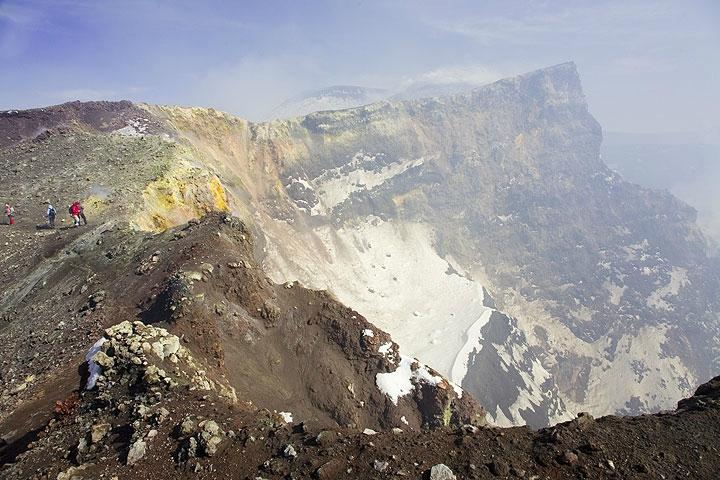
[92,351,114,368]
[90,422,111,444]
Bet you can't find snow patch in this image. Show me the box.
[113,117,150,137]
[450,309,494,384]
[85,337,107,390]
[603,280,626,306]
[306,153,425,215]
[378,341,397,364]
[260,217,492,379]
[584,324,696,414]
[492,405,514,427]
[378,342,393,355]
[450,381,463,398]
[375,356,443,405]
[647,267,689,311]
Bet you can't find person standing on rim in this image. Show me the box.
[69,201,81,227]
[78,201,87,225]
[45,201,56,228]
[4,203,15,225]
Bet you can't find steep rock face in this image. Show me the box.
[1,62,718,428]
[143,62,719,426]
[237,63,718,425]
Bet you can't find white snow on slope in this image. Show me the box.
[505,291,697,417]
[262,212,675,425]
[497,342,554,424]
[603,280,626,306]
[290,152,426,215]
[493,406,513,426]
[647,267,689,311]
[112,118,150,136]
[375,356,444,405]
[85,337,107,390]
[260,216,492,377]
[450,309,494,384]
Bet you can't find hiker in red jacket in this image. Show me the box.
[70,201,81,227]
[4,203,14,225]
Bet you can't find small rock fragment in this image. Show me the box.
[315,430,336,446]
[283,444,297,458]
[127,439,147,465]
[461,424,478,434]
[10,383,27,395]
[57,465,90,480]
[92,351,114,368]
[315,459,344,480]
[560,450,578,465]
[180,418,196,436]
[90,422,111,444]
[430,463,457,480]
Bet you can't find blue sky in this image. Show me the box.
[1,0,718,139]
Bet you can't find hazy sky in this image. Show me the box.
[1,0,718,139]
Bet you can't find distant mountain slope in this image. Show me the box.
[267,81,486,119]
[389,81,481,101]
[268,85,389,119]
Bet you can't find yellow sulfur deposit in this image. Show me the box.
[132,161,232,232]
[209,177,229,212]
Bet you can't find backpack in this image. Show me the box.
[68,205,73,215]
[8,206,14,216]
[48,206,56,216]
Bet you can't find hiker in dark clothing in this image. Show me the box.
[45,201,56,228]
[79,203,87,225]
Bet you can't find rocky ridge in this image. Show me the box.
[0,212,483,478]
[3,322,719,478]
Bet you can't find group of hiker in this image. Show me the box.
[3,201,87,228]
